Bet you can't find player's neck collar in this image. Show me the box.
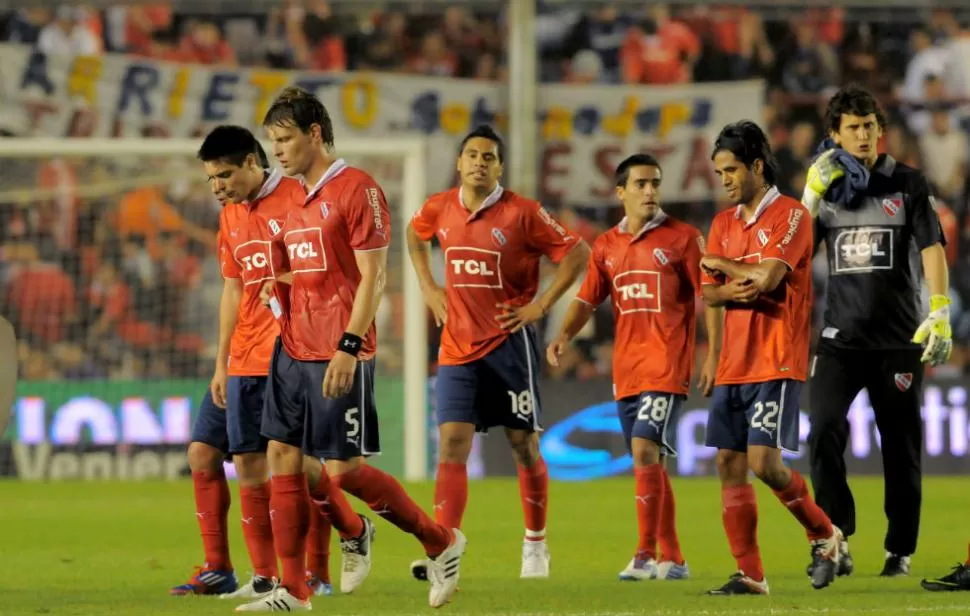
[303,158,348,203]
[873,154,896,177]
[246,168,283,206]
[619,211,667,239]
[735,185,780,226]
[459,183,504,218]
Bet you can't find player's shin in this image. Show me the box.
[511,433,548,542]
[771,468,834,541]
[434,461,469,529]
[304,457,364,540]
[337,464,453,557]
[658,467,685,565]
[717,451,764,581]
[632,441,663,562]
[306,505,332,586]
[191,465,233,571]
[239,482,278,579]
[268,472,311,601]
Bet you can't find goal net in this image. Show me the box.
[0,137,430,482]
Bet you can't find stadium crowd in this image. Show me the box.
[2,2,970,381]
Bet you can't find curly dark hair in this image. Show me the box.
[824,84,888,134]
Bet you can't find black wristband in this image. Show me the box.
[338,332,363,357]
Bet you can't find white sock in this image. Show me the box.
[525,529,546,542]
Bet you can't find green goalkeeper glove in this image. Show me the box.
[801,150,845,217]
[912,294,953,366]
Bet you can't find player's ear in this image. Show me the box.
[309,123,322,145]
[615,185,624,202]
[752,159,763,176]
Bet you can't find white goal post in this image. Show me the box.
[0,137,431,481]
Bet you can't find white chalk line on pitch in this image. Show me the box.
[319,607,970,616]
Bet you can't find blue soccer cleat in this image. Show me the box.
[170,565,238,596]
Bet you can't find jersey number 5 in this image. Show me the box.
[637,395,669,423]
[751,401,779,430]
[345,407,360,438]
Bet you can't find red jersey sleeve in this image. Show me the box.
[701,216,723,286]
[410,196,441,242]
[218,214,241,279]
[762,202,811,270]
[576,239,610,306]
[682,230,705,296]
[523,202,580,263]
[345,177,391,251]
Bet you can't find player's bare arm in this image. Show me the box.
[212,276,243,408]
[701,255,788,294]
[406,222,447,326]
[322,247,387,399]
[546,299,596,367]
[921,243,949,297]
[701,278,760,306]
[497,240,590,333]
[698,305,722,396]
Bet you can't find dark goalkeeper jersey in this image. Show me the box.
[814,154,945,351]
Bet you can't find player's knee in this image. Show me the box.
[507,430,540,467]
[747,447,788,489]
[631,438,662,467]
[325,457,362,478]
[266,440,302,474]
[715,449,748,486]
[438,423,475,463]
[233,452,269,486]
[187,441,224,473]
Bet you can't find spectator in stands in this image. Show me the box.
[36,5,99,58]
[919,106,969,202]
[409,30,458,77]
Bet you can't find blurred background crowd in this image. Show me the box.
[2,1,970,384]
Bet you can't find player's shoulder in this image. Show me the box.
[262,176,305,213]
[337,165,382,191]
[661,215,703,239]
[768,193,809,220]
[591,226,620,253]
[424,188,460,208]
[219,202,245,228]
[709,207,737,228]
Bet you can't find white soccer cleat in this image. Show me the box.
[520,540,550,578]
[618,558,659,581]
[339,515,376,594]
[221,575,276,600]
[428,529,466,608]
[233,586,311,612]
[657,560,690,580]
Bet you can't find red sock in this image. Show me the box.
[269,474,310,600]
[634,465,663,560]
[966,541,970,566]
[658,468,685,565]
[722,484,764,581]
[338,465,452,557]
[434,462,468,530]
[192,470,232,571]
[517,458,548,540]
[309,470,364,540]
[239,483,277,579]
[306,503,331,584]
[772,470,834,541]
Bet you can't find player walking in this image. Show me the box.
[172,127,335,598]
[547,153,716,581]
[801,85,951,577]
[406,125,589,580]
[235,87,464,612]
[700,121,843,595]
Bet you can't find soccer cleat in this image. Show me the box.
[520,540,550,578]
[657,560,690,580]
[169,566,238,596]
[306,572,332,596]
[706,572,769,595]
[409,559,429,582]
[234,585,310,612]
[809,526,843,589]
[428,529,466,608]
[880,552,911,577]
[618,558,659,581]
[922,563,970,591]
[220,575,275,600]
[806,539,854,578]
[339,515,375,594]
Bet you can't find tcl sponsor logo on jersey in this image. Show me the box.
[833,227,893,274]
[612,270,661,314]
[233,240,275,285]
[445,246,502,289]
[284,227,328,273]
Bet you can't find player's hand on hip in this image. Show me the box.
[259,280,275,306]
[210,365,228,409]
[323,351,357,399]
[546,336,569,367]
[496,301,545,333]
[696,352,717,397]
[726,278,759,303]
[802,149,845,217]
[421,283,448,327]
[913,294,954,366]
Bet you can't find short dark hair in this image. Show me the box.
[824,84,888,134]
[459,125,504,163]
[263,86,335,149]
[197,125,262,167]
[711,120,777,185]
[614,153,661,187]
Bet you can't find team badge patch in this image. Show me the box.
[894,372,913,392]
[882,197,902,218]
[653,248,670,267]
[757,229,769,247]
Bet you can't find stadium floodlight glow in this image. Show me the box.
[0,137,431,481]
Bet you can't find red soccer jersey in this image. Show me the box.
[701,188,813,385]
[270,160,391,361]
[577,215,704,399]
[218,171,306,376]
[411,186,580,365]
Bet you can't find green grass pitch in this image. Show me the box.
[2,476,970,615]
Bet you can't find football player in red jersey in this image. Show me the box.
[407,125,589,579]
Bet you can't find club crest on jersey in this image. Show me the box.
[320,202,331,218]
[491,227,507,248]
[882,197,902,218]
[267,219,282,236]
[757,229,769,247]
[894,372,913,392]
[652,248,671,267]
